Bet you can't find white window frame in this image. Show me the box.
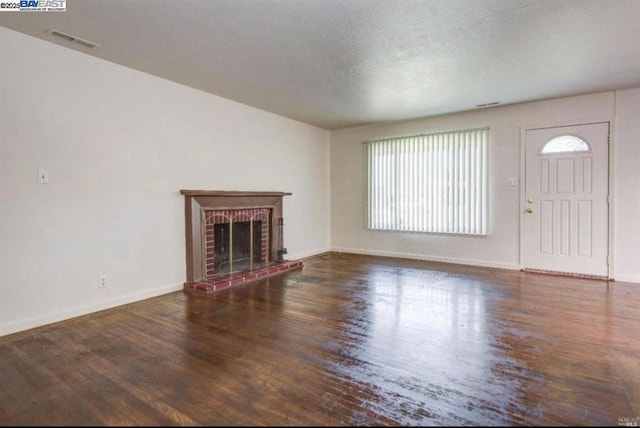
[365,128,489,235]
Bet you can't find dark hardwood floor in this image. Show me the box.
[1,252,639,426]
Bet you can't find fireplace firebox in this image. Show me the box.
[213,221,262,272]
[203,207,270,276]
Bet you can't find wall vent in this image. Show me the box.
[48,29,101,49]
[476,101,501,108]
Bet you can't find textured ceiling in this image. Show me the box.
[1,0,639,130]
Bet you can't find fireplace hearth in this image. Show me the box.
[180,190,302,293]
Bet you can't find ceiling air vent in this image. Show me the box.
[476,101,501,108]
[48,29,101,49]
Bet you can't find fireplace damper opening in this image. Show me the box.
[214,221,263,273]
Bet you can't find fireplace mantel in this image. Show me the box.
[180,190,292,283]
[180,190,292,198]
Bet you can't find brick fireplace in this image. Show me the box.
[180,190,302,293]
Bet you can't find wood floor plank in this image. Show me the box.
[1,252,639,425]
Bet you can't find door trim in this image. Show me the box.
[519,117,615,279]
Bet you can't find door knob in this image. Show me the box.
[526,208,534,213]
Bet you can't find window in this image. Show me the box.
[365,128,488,235]
[541,135,589,154]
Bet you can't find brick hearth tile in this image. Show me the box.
[194,284,214,292]
[215,281,230,290]
[229,277,245,286]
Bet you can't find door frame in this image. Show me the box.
[519,117,616,279]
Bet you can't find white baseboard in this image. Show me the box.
[289,247,331,261]
[613,274,640,284]
[0,282,184,338]
[331,247,521,271]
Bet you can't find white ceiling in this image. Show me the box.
[1,0,639,130]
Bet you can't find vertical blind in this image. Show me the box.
[365,128,488,235]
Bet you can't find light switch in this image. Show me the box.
[507,176,518,186]
[38,169,49,184]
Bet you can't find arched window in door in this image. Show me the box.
[541,135,590,154]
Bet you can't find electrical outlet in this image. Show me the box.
[99,274,107,288]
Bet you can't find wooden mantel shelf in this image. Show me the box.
[180,190,292,197]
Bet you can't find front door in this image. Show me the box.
[523,122,609,277]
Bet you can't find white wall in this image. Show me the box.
[331,89,640,282]
[0,27,331,337]
[613,88,640,283]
